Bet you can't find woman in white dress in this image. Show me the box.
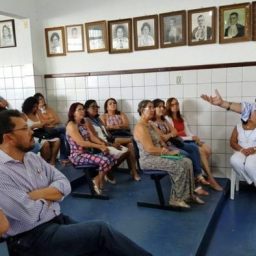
[230,107,256,185]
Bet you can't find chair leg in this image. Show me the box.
[230,168,236,200]
[72,167,109,200]
[153,177,165,206]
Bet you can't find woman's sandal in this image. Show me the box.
[130,171,141,182]
[190,196,205,205]
[194,186,209,196]
[92,179,102,195]
[197,175,210,185]
[169,199,191,208]
[208,179,223,191]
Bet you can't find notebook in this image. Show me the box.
[161,154,183,160]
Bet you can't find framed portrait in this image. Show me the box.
[133,15,158,51]
[253,2,256,40]
[159,10,186,48]
[85,20,108,53]
[108,18,132,54]
[188,7,216,46]
[65,24,84,52]
[0,19,16,48]
[45,26,66,57]
[219,3,251,44]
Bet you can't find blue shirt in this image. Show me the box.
[0,150,71,237]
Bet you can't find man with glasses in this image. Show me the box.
[0,109,152,256]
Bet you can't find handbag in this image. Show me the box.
[168,136,185,148]
[109,128,132,138]
[33,127,60,141]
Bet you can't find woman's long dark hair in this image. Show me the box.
[152,98,165,121]
[165,97,183,121]
[84,99,100,118]
[104,98,120,115]
[22,97,39,115]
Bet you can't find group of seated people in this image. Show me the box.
[1,93,225,202]
[1,89,255,255]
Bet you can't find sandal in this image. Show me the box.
[169,199,191,208]
[194,186,209,196]
[190,196,205,205]
[208,179,223,191]
[92,179,102,195]
[197,175,210,185]
[130,171,141,182]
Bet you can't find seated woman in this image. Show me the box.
[100,98,131,135]
[165,97,222,191]
[151,98,209,196]
[34,93,69,165]
[134,100,204,208]
[85,99,140,181]
[22,97,60,166]
[66,102,117,194]
[230,108,256,186]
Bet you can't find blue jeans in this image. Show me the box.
[179,142,202,177]
[30,142,41,154]
[53,125,68,160]
[7,214,152,256]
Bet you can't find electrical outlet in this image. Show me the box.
[176,76,182,85]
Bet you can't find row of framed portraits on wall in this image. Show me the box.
[45,2,255,57]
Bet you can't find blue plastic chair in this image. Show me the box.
[133,140,181,210]
[64,138,109,200]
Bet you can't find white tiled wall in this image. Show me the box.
[0,64,40,110]
[3,64,255,178]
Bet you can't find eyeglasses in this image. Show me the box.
[6,127,31,134]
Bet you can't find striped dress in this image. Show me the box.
[66,124,116,173]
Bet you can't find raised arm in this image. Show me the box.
[201,89,242,113]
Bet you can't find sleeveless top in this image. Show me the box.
[172,118,186,137]
[237,123,256,148]
[152,120,173,147]
[153,120,171,134]
[137,123,162,159]
[66,124,91,156]
[105,114,123,126]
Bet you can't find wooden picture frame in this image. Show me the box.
[253,2,256,40]
[159,10,186,48]
[133,15,158,50]
[65,24,84,52]
[219,3,251,44]
[0,19,16,48]
[188,7,216,46]
[85,20,108,53]
[45,26,66,57]
[108,18,132,54]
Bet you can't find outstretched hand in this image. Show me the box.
[200,89,223,106]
